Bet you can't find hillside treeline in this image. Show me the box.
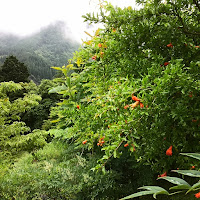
[0,21,79,83]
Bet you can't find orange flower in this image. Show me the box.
[195,46,200,48]
[124,105,129,109]
[124,143,129,147]
[100,51,104,55]
[191,165,195,169]
[164,62,170,66]
[166,145,173,156]
[140,102,144,108]
[158,171,167,177]
[195,192,200,198]
[130,101,140,109]
[82,140,87,144]
[132,95,141,101]
[167,43,173,48]
[97,136,105,146]
[192,119,197,122]
[98,43,102,48]
[77,105,80,109]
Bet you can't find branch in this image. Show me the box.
[172,3,200,36]
[193,0,200,12]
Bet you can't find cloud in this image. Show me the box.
[0,0,139,42]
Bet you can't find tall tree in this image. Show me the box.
[0,55,30,82]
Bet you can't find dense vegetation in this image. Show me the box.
[0,0,199,199]
[0,21,79,83]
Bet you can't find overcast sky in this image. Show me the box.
[0,0,140,42]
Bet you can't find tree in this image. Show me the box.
[51,0,200,174]
[0,55,30,82]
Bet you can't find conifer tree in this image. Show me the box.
[0,55,29,82]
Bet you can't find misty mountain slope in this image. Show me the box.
[0,22,80,82]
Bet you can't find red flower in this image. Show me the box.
[132,95,141,101]
[191,165,195,169]
[92,55,97,60]
[77,105,80,109]
[166,145,173,156]
[124,143,129,147]
[82,140,87,144]
[124,105,129,109]
[140,102,144,108]
[167,43,173,48]
[164,62,170,66]
[158,171,167,177]
[195,192,200,198]
[189,92,193,98]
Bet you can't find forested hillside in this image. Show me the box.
[0,21,79,83]
[0,0,200,199]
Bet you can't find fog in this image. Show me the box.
[0,0,139,42]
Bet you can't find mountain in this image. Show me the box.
[0,21,80,83]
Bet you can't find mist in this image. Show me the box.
[0,0,139,42]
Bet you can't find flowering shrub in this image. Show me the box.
[50,0,200,175]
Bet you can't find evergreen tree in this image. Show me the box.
[0,55,30,83]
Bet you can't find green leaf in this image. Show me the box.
[186,181,200,194]
[102,166,106,175]
[170,185,191,190]
[171,170,200,177]
[48,85,67,93]
[51,66,63,71]
[138,186,168,193]
[180,153,200,161]
[153,190,169,199]
[120,191,155,200]
[158,176,191,186]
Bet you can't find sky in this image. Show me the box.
[0,0,140,42]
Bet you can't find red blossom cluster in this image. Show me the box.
[97,136,105,146]
[132,95,144,108]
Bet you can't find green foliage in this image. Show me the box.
[52,0,200,172]
[22,79,60,130]
[121,153,200,199]
[0,81,48,163]
[0,141,130,200]
[0,0,200,199]
[0,55,29,83]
